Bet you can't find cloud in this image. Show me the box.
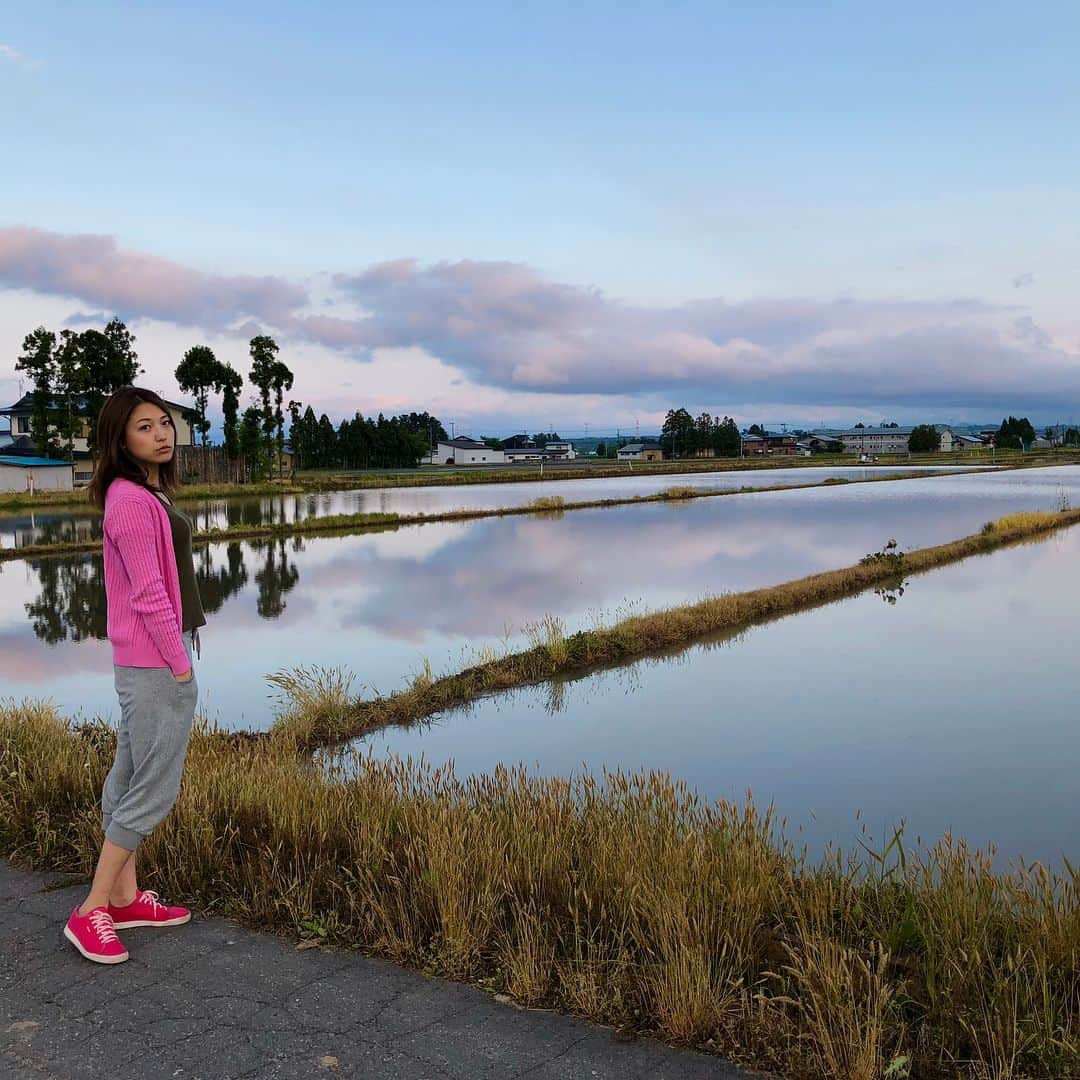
[1012,272,1035,289]
[3,226,1080,417]
[0,226,307,330]
[0,43,38,70]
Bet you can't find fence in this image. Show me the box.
[175,445,250,485]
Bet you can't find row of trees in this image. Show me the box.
[174,334,293,475]
[996,416,1036,451]
[660,408,742,458]
[15,320,142,458]
[287,407,446,470]
[15,320,445,478]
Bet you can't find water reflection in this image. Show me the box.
[0,464,980,548]
[18,538,296,646]
[2,466,1078,732]
[336,532,1080,867]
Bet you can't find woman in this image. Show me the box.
[64,387,206,965]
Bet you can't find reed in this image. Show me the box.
[1,701,1076,1079]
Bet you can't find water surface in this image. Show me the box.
[0,464,979,549]
[1,465,1076,734]
[329,528,1080,867]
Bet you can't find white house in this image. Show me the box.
[0,456,75,493]
[544,441,577,460]
[422,436,506,466]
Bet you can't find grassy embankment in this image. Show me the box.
[0,465,1001,564]
[3,508,1078,1079]
[2,447,1075,514]
[266,507,1080,753]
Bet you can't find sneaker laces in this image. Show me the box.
[88,909,120,944]
[140,889,165,915]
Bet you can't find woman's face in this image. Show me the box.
[124,402,175,468]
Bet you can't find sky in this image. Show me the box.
[2,1,1080,437]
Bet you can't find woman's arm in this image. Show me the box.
[105,497,191,677]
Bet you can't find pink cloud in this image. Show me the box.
[0,226,307,329]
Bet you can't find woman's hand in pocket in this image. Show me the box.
[174,669,194,683]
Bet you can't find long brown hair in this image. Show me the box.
[89,387,180,510]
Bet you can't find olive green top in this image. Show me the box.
[152,490,206,634]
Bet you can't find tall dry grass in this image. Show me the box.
[1,701,1076,1078]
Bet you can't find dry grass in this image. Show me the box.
[1,701,1076,1079]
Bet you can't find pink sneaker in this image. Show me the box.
[63,906,129,964]
[107,889,191,929]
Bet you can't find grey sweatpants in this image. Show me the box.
[101,642,198,851]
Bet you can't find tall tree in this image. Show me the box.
[101,318,141,385]
[712,416,741,457]
[268,359,294,477]
[661,408,695,457]
[316,414,338,468]
[239,405,270,480]
[248,335,279,457]
[53,330,85,461]
[908,424,940,453]
[175,345,221,446]
[77,320,142,454]
[14,327,60,458]
[215,363,243,459]
[996,416,1036,450]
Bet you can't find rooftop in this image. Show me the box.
[0,455,74,468]
[1,392,193,416]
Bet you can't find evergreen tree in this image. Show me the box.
[216,363,243,459]
[101,318,141,385]
[996,416,1036,450]
[713,416,741,457]
[908,424,940,453]
[239,405,270,479]
[53,330,85,460]
[248,335,279,460]
[81,319,142,454]
[14,327,61,458]
[175,345,221,446]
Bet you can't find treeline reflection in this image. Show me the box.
[3,497,300,550]
[22,537,302,643]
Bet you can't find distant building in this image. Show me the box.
[503,446,546,463]
[544,441,577,460]
[0,455,75,494]
[616,441,664,462]
[0,393,196,485]
[741,431,799,456]
[421,436,506,466]
[830,426,954,455]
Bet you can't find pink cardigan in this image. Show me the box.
[103,477,190,676]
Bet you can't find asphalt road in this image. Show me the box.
[1,860,762,1080]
